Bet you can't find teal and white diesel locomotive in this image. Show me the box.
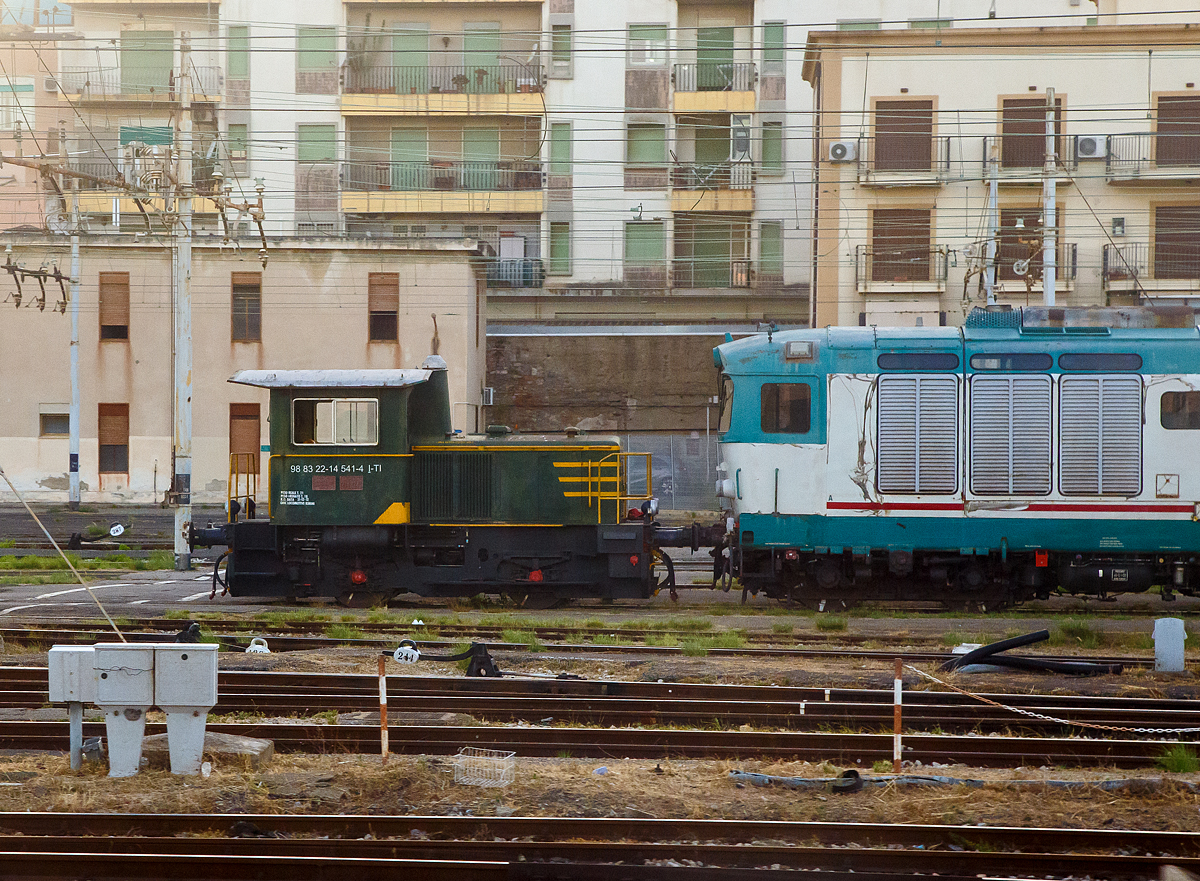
[713,306,1200,609]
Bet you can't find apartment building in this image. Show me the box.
[803,23,1200,328]
[0,235,488,503]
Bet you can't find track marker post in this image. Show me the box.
[893,658,902,773]
[378,656,389,764]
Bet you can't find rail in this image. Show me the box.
[486,258,545,288]
[344,63,544,96]
[997,241,1078,282]
[228,452,259,523]
[857,135,952,181]
[981,134,1077,173]
[585,452,651,523]
[673,61,756,92]
[855,245,949,288]
[1108,132,1200,176]
[58,65,221,99]
[1102,241,1148,285]
[341,159,543,192]
[671,161,754,190]
[672,258,753,289]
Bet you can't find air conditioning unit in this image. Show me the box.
[1075,135,1106,160]
[481,387,495,406]
[828,140,857,163]
[43,76,58,93]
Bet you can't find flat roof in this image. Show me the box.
[229,369,432,389]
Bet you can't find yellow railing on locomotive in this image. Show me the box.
[585,452,652,524]
[228,452,260,523]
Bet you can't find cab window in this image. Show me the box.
[1162,391,1200,430]
[717,375,734,433]
[293,398,379,445]
[761,383,811,434]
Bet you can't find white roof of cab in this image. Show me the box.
[229,369,432,389]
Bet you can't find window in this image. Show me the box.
[551,24,572,76]
[548,221,571,274]
[876,375,958,494]
[229,403,260,474]
[1156,96,1200,167]
[298,124,336,163]
[98,403,129,473]
[231,271,262,342]
[909,18,952,28]
[227,123,248,162]
[228,26,249,79]
[969,353,1054,371]
[120,30,173,94]
[293,398,379,446]
[39,411,69,437]
[762,22,785,67]
[549,122,572,175]
[368,272,399,342]
[761,383,810,434]
[298,26,336,72]
[837,19,882,30]
[761,121,783,173]
[1058,353,1142,371]
[626,123,666,167]
[759,221,783,275]
[1162,391,1200,429]
[1060,376,1142,495]
[1154,206,1200,279]
[718,375,734,433]
[871,208,932,282]
[874,100,933,171]
[98,272,130,340]
[970,375,1051,495]
[878,352,960,371]
[1001,97,1061,169]
[0,78,33,130]
[628,24,668,66]
[625,221,665,265]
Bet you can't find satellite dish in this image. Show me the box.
[108,522,125,538]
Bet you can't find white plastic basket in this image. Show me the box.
[454,746,515,788]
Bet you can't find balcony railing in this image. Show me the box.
[342,159,544,192]
[59,65,221,99]
[997,241,1078,283]
[673,62,756,92]
[1107,133,1200,178]
[344,63,544,96]
[1102,242,1148,285]
[486,258,545,288]
[671,161,754,190]
[672,257,753,289]
[982,135,1077,175]
[857,136,952,183]
[71,157,223,193]
[856,246,949,289]
[1104,241,1200,285]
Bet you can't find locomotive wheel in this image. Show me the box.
[505,591,569,610]
[336,590,391,608]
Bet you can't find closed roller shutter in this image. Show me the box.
[970,375,1052,495]
[1060,376,1142,495]
[877,375,958,494]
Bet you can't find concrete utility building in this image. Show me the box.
[0,237,488,503]
[803,22,1200,327]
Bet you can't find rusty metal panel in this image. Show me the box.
[625,69,668,110]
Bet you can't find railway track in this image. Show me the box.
[0,812,1197,880]
[2,667,1197,737]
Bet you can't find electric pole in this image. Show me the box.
[61,122,81,508]
[1043,87,1057,307]
[173,32,194,569]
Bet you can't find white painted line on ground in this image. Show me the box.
[2,602,91,615]
[35,583,132,599]
[154,580,180,585]
[130,599,151,605]
[179,592,210,602]
[194,575,209,581]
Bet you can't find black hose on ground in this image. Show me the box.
[940,629,1050,671]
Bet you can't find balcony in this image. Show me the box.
[58,65,221,102]
[855,246,948,294]
[994,241,1078,293]
[672,62,755,113]
[670,162,754,211]
[69,158,221,213]
[1103,242,1200,295]
[1106,133,1200,183]
[981,136,1076,185]
[341,63,544,116]
[487,258,545,289]
[341,159,543,213]
[857,136,953,187]
[672,258,754,290]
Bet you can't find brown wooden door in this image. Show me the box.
[875,100,933,171]
[229,403,261,474]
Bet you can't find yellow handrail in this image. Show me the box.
[228,452,259,522]
[586,452,652,523]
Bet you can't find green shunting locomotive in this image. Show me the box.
[192,356,721,606]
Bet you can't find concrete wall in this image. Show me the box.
[0,237,487,503]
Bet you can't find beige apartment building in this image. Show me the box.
[803,24,1200,327]
[0,236,488,502]
[0,24,64,231]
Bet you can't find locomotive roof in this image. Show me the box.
[229,369,433,388]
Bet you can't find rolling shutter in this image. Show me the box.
[1060,376,1142,495]
[98,272,130,327]
[877,375,958,494]
[970,376,1052,495]
[367,273,400,312]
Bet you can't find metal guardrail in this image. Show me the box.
[1102,242,1148,285]
[856,245,949,288]
[857,136,952,178]
[671,162,754,190]
[59,65,221,98]
[344,63,543,95]
[982,135,1077,172]
[1104,240,1200,283]
[342,159,543,192]
[997,241,1077,282]
[673,61,756,92]
[1107,132,1200,176]
[486,258,545,289]
[672,258,753,289]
